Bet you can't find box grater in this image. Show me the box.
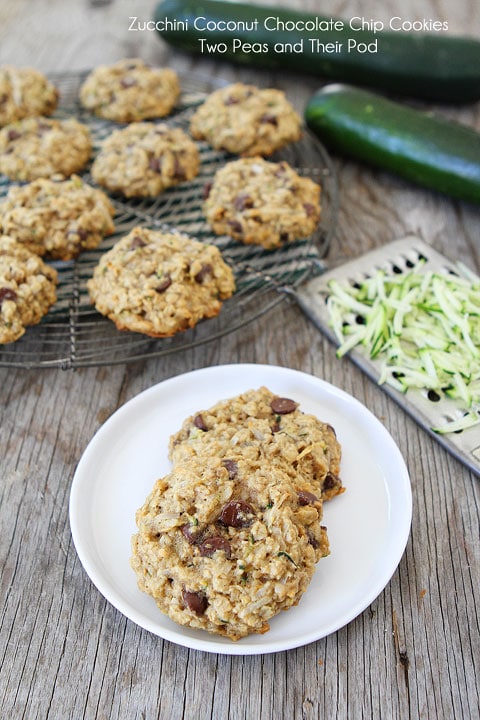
[294,235,480,478]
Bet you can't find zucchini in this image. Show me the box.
[304,84,480,204]
[154,0,480,103]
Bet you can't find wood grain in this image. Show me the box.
[0,1,479,718]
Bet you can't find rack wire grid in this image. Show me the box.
[0,71,338,369]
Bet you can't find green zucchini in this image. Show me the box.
[304,84,480,204]
[154,0,480,103]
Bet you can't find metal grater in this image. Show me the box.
[293,235,480,478]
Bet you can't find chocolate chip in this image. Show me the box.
[193,414,208,431]
[298,490,318,506]
[219,500,255,528]
[182,589,208,616]
[199,536,231,559]
[323,472,340,491]
[7,129,21,141]
[194,263,212,283]
[227,219,243,234]
[181,523,204,545]
[260,113,278,126]
[224,96,239,106]
[303,203,317,217]
[148,156,162,173]
[155,274,172,293]
[203,182,212,199]
[270,397,298,415]
[234,194,254,211]
[77,229,89,242]
[130,235,147,249]
[307,531,320,549]
[0,287,17,305]
[222,459,238,479]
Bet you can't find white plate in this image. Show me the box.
[69,364,412,655]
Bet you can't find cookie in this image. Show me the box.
[0,116,92,181]
[91,122,200,198]
[0,235,58,344]
[87,227,235,337]
[169,387,343,502]
[0,176,115,260]
[79,59,180,123]
[131,454,329,640]
[0,65,59,127]
[190,82,302,157]
[204,157,321,250]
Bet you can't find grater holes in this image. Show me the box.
[442,264,460,277]
[389,248,430,273]
[350,247,433,281]
[438,410,473,434]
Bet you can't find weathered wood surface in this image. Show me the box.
[0,1,479,718]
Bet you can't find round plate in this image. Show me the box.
[69,364,412,655]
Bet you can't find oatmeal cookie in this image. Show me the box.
[0,65,59,127]
[0,116,92,181]
[87,226,235,337]
[204,157,321,250]
[0,176,115,260]
[79,58,180,122]
[0,235,57,344]
[91,122,199,198]
[190,82,302,157]
[169,387,343,502]
[131,454,328,640]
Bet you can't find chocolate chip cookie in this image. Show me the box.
[0,65,59,127]
[131,453,328,640]
[87,226,235,337]
[169,386,343,502]
[190,82,302,157]
[0,116,92,181]
[79,58,180,122]
[91,122,199,198]
[0,175,115,260]
[204,157,321,250]
[0,235,58,344]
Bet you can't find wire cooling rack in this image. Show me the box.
[0,71,338,369]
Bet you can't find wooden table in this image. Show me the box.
[1,1,479,718]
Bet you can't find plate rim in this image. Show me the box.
[69,363,412,655]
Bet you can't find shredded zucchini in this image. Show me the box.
[326,258,480,434]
